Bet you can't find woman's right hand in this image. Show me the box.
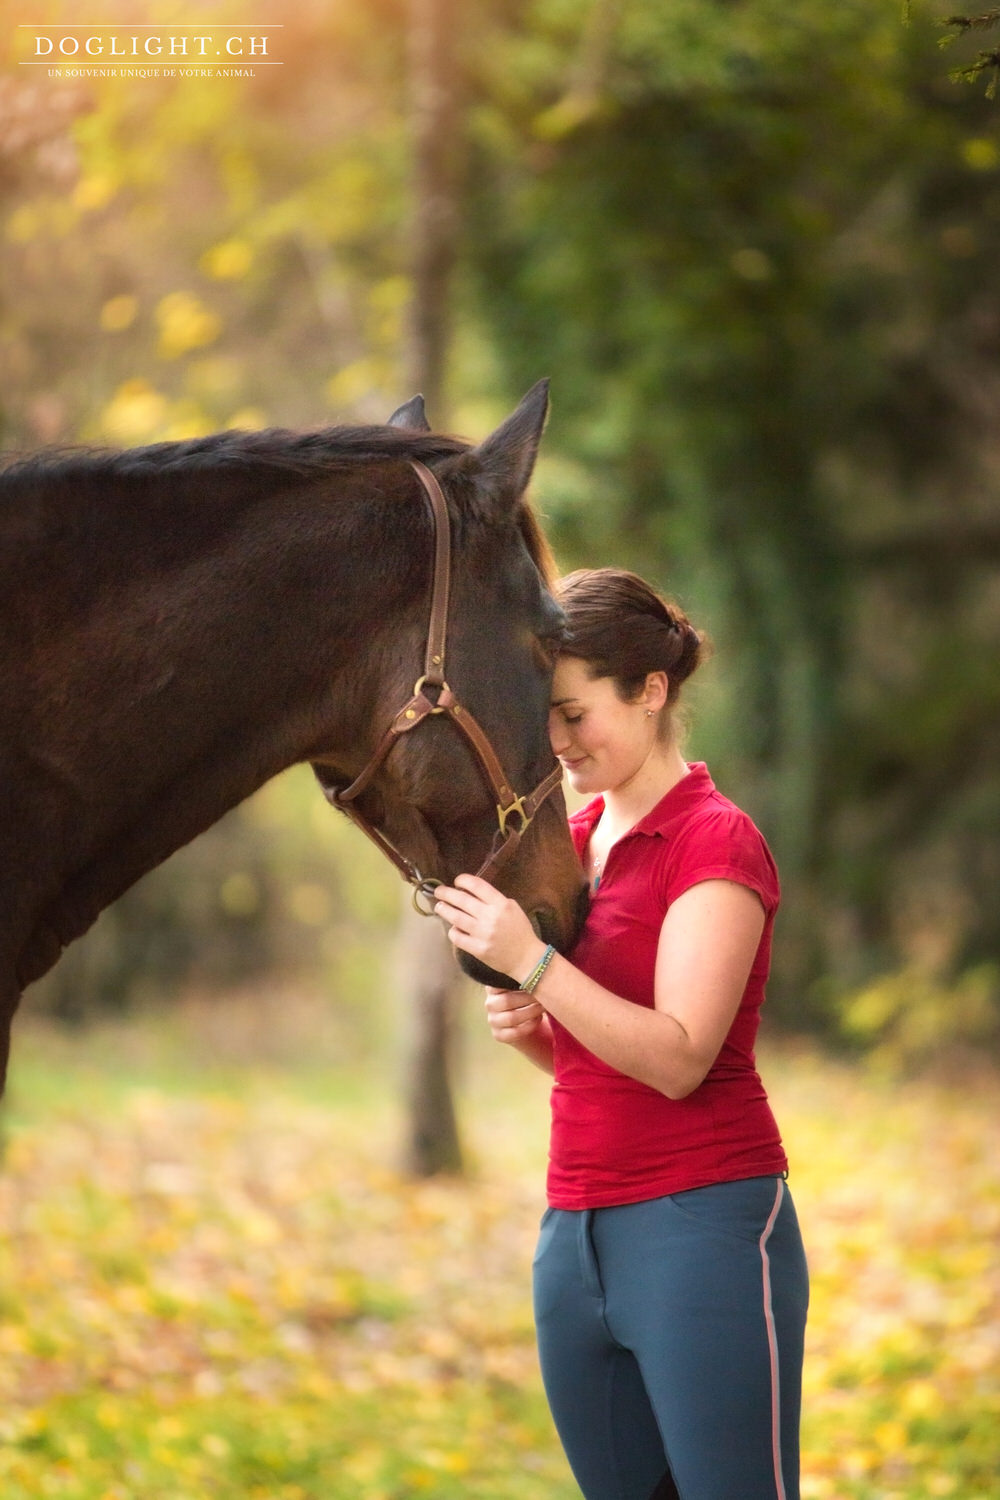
[484,985,545,1046]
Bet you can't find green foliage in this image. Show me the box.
[939,10,1000,97]
[1,4,410,443]
[839,961,1000,1070]
[460,0,1000,1030]
[3,0,1000,1052]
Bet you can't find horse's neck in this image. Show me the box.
[3,464,422,991]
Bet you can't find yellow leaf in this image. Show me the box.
[961,137,999,171]
[324,358,384,411]
[200,239,254,280]
[226,407,269,430]
[100,295,139,333]
[99,379,169,445]
[73,175,117,211]
[872,1419,908,1452]
[903,1380,942,1417]
[156,291,222,359]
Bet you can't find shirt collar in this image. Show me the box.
[569,762,717,853]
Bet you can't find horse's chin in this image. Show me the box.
[457,951,519,990]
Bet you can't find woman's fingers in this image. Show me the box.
[483,986,543,1046]
[453,872,502,902]
[434,885,500,941]
[432,887,475,919]
[485,994,541,1026]
[433,897,467,928]
[435,876,501,911]
[433,880,537,977]
[489,1014,542,1042]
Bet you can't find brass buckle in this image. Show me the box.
[413,675,450,713]
[497,795,530,839]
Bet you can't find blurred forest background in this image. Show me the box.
[2,4,1000,1498]
[4,0,1000,1068]
[0,0,999,1087]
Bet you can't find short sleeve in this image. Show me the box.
[657,807,780,916]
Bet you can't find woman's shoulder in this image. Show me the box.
[686,786,768,840]
[660,788,780,910]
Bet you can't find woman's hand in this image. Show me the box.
[484,986,546,1046]
[433,873,544,983]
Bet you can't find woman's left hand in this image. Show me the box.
[433,874,543,982]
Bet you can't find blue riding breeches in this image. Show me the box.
[532,1176,809,1500]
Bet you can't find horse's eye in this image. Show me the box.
[532,637,559,672]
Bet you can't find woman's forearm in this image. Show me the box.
[508,1015,556,1076]
[532,954,706,1099]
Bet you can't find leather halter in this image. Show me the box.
[323,460,563,913]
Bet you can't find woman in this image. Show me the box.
[434,568,809,1500]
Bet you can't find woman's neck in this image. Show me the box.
[600,742,690,840]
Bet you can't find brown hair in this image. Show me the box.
[554,568,707,707]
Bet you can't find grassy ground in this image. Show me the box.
[0,995,997,1499]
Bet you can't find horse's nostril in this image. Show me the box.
[530,892,588,955]
[531,906,564,948]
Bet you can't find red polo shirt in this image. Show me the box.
[547,762,788,1209]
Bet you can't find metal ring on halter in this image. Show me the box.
[412,876,442,915]
[413,674,450,710]
[327,462,565,918]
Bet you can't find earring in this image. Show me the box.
[645,709,654,718]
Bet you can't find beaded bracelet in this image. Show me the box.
[519,943,555,994]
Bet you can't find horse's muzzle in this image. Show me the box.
[455,884,590,990]
[457,952,521,990]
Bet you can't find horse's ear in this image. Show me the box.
[447,379,550,509]
[387,395,431,431]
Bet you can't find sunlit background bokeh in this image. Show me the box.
[1,1,999,1496]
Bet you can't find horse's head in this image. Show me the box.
[314,383,587,987]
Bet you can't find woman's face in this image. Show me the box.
[549,656,656,797]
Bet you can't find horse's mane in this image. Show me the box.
[0,425,471,483]
[0,423,557,583]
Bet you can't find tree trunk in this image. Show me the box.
[397,898,465,1177]
[406,0,461,417]
[396,0,466,1177]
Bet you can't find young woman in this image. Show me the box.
[434,568,809,1500]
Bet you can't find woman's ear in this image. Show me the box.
[640,671,669,714]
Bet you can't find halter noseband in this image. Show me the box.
[322,460,563,913]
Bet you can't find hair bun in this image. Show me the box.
[669,615,704,691]
[555,567,709,706]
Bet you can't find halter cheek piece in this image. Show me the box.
[322,460,563,914]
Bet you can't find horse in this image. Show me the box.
[0,381,588,1096]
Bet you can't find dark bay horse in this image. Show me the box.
[0,381,587,1095]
